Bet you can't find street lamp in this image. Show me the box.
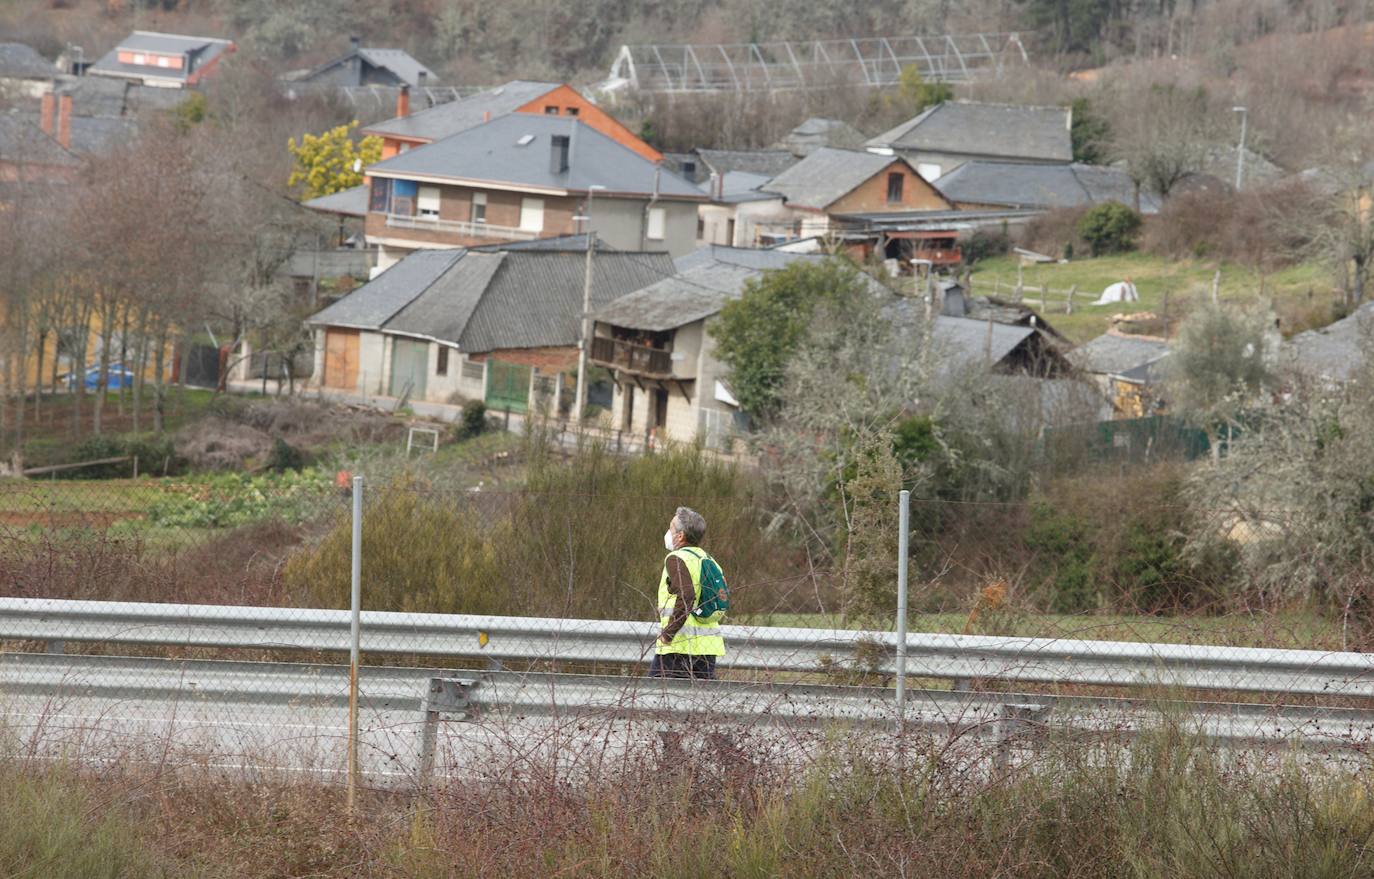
[573,185,606,425]
[1232,106,1248,191]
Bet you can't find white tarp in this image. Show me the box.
[1093,281,1140,306]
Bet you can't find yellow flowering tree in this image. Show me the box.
[286,121,383,200]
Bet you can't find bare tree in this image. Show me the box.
[1106,80,1224,204]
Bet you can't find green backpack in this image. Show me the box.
[680,548,730,621]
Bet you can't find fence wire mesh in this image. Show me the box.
[3,467,1374,786]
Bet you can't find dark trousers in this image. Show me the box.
[648,653,717,680]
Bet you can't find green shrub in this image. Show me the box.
[1077,201,1143,256]
[266,437,304,472]
[146,470,333,528]
[962,228,1011,266]
[1025,501,1100,612]
[455,402,488,441]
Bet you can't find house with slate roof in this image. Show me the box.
[591,247,1071,447]
[936,161,1161,214]
[88,31,235,89]
[363,80,658,162]
[305,246,672,416]
[1067,332,1172,416]
[292,37,437,90]
[0,43,58,98]
[0,115,79,187]
[866,101,1072,181]
[357,113,703,269]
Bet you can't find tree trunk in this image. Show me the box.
[132,310,148,434]
[93,303,115,436]
[32,328,43,424]
[117,305,130,416]
[153,329,167,435]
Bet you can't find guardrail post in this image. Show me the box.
[895,489,910,730]
[347,475,363,813]
[418,678,475,788]
[993,702,1049,774]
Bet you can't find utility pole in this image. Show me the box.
[1232,106,1248,191]
[573,185,604,425]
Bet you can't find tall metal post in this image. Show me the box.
[347,475,363,812]
[895,489,910,727]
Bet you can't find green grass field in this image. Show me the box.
[971,253,1337,344]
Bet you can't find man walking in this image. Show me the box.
[649,506,726,679]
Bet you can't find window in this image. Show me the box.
[133,53,146,65]
[566,107,579,117]
[417,186,441,219]
[726,218,735,243]
[682,161,696,177]
[519,197,544,232]
[156,56,169,68]
[369,177,391,213]
[471,192,487,223]
[399,142,411,153]
[917,162,942,181]
[436,346,449,376]
[544,105,559,114]
[696,216,705,239]
[647,206,666,241]
[887,172,904,203]
[461,359,484,380]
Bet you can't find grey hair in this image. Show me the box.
[674,506,706,545]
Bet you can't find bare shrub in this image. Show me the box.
[1021,206,1091,259]
[175,417,273,470]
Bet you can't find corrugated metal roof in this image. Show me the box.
[459,251,673,352]
[0,43,57,79]
[1067,333,1171,375]
[306,248,464,329]
[302,185,369,217]
[364,80,558,141]
[385,252,505,342]
[937,161,1161,213]
[762,147,903,209]
[673,245,828,273]
[867,101,1072,162]
[368,114,703,199]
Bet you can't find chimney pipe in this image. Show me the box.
[57,93,72,150]
[39,92,55,135]
[349,36,362,86]
[482,110,490,123]
[396,83,410,118]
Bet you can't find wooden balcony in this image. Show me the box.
[913,244,962,266]
[590,336,673,377]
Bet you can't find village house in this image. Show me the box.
[363,80,659,162]
[288,37,437,89]
[0,42,57,98]
[356,113,703,269]
[1067,332,1171,417]
[935,160,1161,214]
[865,101,1073,181]
[591,247,1072,448]
[88,31,235,89]
[714,147,962,266]
[304,244,672,415]
[664,148,797,185]
[0,113,79,186]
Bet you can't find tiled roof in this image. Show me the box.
[1067,333,1171,375]
[762,147,902,209]
[867,101,1072,163]
[936,161,1161,213]
[89,30,233,84]
[364,80,558,141]
[367,114,703,199]
[0,42,57,79]
[595,262,762,332]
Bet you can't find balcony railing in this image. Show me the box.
[383,213,541,241]
[590,336,673,376]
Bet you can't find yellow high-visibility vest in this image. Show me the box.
[656,547,726,656]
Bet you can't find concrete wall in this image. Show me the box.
[592,198,698,258]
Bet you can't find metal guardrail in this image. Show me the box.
[4,598,1374,699]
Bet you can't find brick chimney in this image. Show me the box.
[396,83,410,118]
[39,92,55,135]
[57,93,72,150]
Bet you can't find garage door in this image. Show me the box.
[323,329,359,390]
[388,338,429,400]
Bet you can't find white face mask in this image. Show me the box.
[663,529,675,551]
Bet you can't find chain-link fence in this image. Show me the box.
[3,469,1374,788]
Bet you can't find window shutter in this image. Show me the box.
[647,207,666,240]
[519,197,544,232]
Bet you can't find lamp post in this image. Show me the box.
[1232,106,1248,191]
[573,185,605,425]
